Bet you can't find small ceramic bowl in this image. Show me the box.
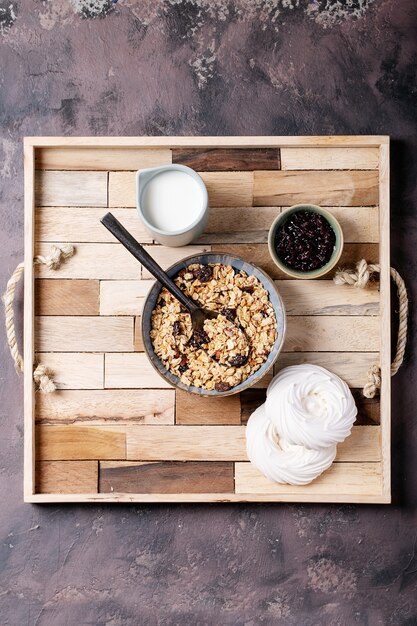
[136,164,209,247]
[141,252,286,397]
[268,204,344,279]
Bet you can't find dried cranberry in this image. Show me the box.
[193,265,213,282]
[220,308,236,322]
[260,309,269,318]
[228,354,248,367]
[178,356,189,373]
[172,321,181,337]
[215,381,231,392]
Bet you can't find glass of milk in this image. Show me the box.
[136,164,209,247]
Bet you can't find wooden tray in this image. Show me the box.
[23,136,390,503]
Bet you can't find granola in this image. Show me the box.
[150,263,278,391]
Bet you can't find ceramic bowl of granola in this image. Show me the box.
[141,252,286,396]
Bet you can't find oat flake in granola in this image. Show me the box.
[150,263,278,392]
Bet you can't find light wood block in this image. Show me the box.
[35,171,107,207]
[37,425,126,460]
[126,425,246,461]
[141,245,211,279]
[100,280,153,315]
[134,317,144,351]
[274,352,379,388]
[35,279,99,316]
[35,316,134,352]
[105,353,172,389]
[99,461,234,494]
[253,170,379,206]
[36,147,172,170]
[36,461,98,493]
[175,389,241,425]
[172,147,280,171]
[235,462,382,495]
[277,280,379,315]
[35,353,105,390]
[37,389,175,424]
[35,242,142,280]
[280,147,379,170]
[199,172,254,207]
[337,426,380,461]
[205,206,280,233]
[36,207,152,243]
[283,316,379,352]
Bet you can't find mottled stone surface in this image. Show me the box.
[1,1,417,624]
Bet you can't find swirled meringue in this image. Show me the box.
[246,405,337,485]
[266,364,357,450]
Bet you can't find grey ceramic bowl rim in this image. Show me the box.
[267,204,344,279]
[136,164,209,237]
[141,252,287,397]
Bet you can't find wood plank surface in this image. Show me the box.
[134,317,144,351]
[283,316,379,352]
[253,170,379,206]
[35,316,134,352]
[240,389,379,425]
[99,461,234,494]
[105,353,172,389]
[205,206,280,233]
[35,171,108,207]
[235,462,382,495]
[109,171,254,207]
[274,352,379,388]
[172,148,280,171]
[126,425,246,461]
[35,353,105,390]
[36,147,172,170]
[35,279,99,315]
[36,207,152,243]
[35,242,142,280]
[175,390,241,425]
[36,389,175,424]
[100,280,153,315]
[36,461,98,494]
[141,245,211,279]
[212,243,379,279]
[37,425,126,460]
[277,280,379,315]
[280,147,379,170]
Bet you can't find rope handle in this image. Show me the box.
[2,244,75,393]
[334,259,408,398]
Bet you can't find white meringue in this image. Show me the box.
[266,364,357,450]
[246,405,337,486]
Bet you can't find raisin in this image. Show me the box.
[172,321,181,337]
[220,308,236,322]
[260,309,269,318]
[189,329,209,347]
[213,350,221,361]
[228,354,248,367]
[241,285,254,294]
[158,297,166,307]
[215,381,231,392]
[274,210,336,272]
[193,265,213,282]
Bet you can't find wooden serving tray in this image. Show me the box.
[23,136,390,503]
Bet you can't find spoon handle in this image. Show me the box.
[101,212,199,313]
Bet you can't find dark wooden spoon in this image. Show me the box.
[100,212,249,367]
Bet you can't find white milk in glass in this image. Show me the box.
[142,170,204,232]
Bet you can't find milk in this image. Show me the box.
[142,170,204,232]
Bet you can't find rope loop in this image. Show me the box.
[2,244,75,392]
[334,259,408,398]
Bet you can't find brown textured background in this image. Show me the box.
[1,1,417,624]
